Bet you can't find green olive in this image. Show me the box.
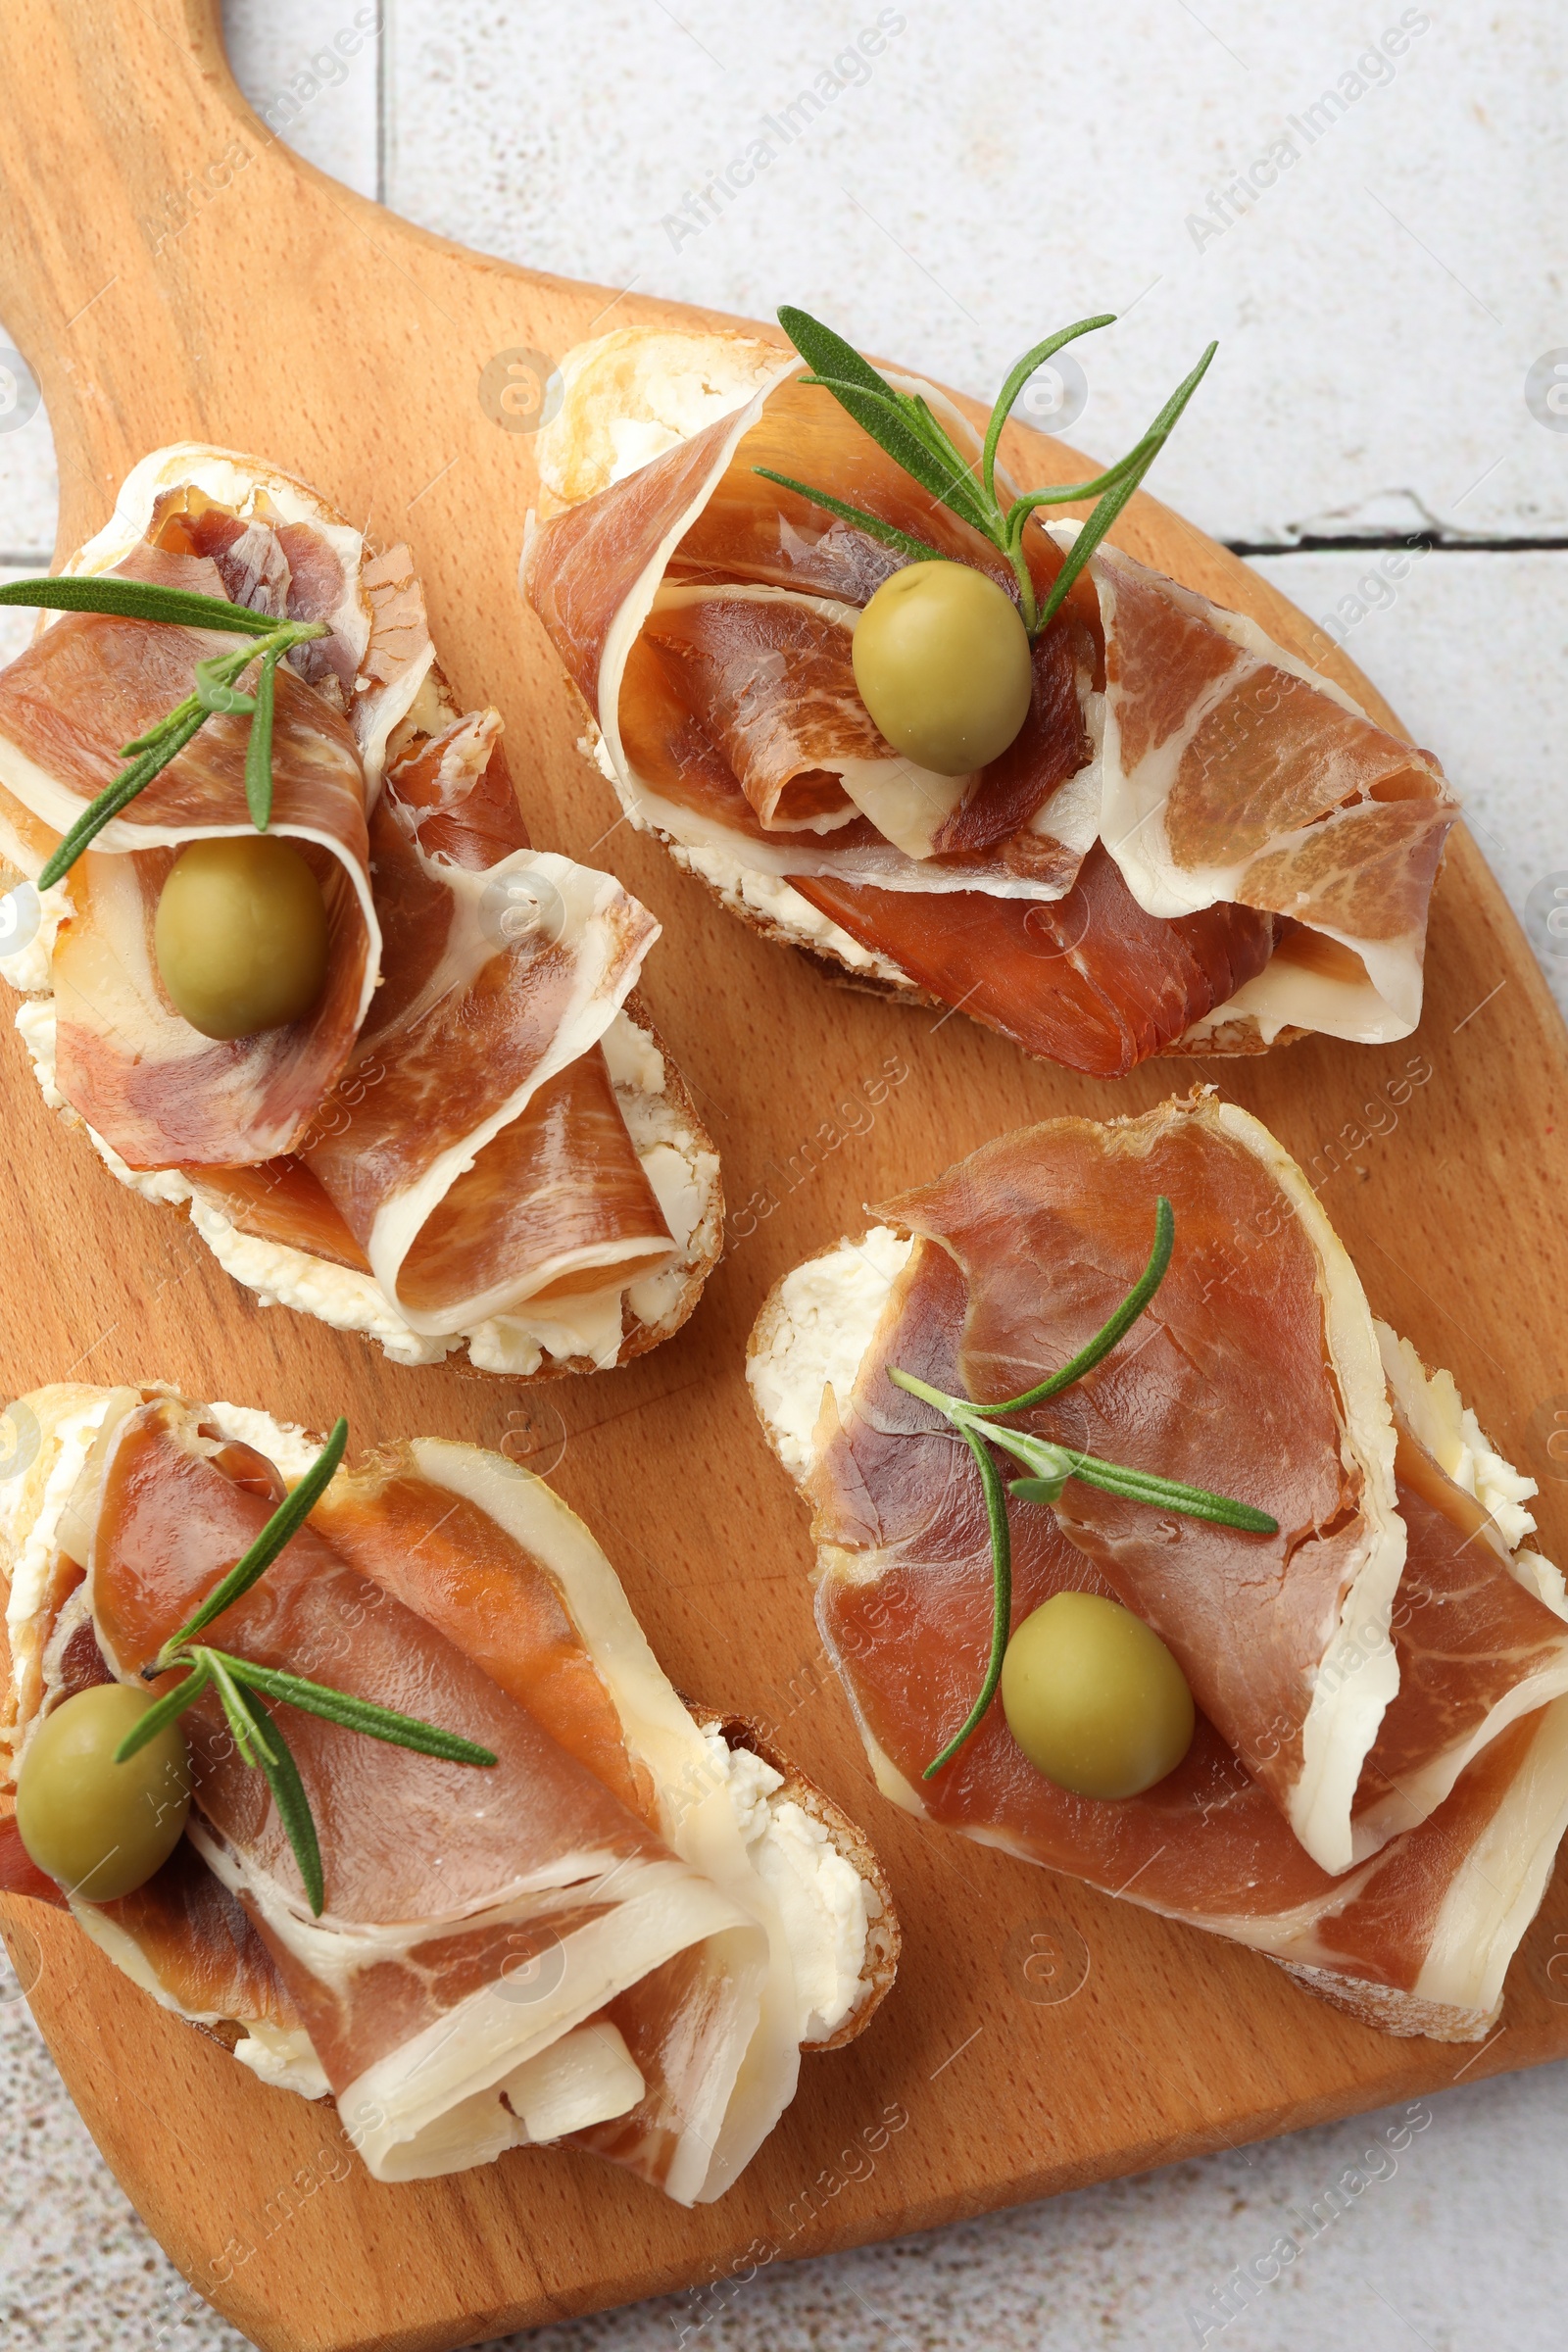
[16,1684,191,1900]
[154,835,330,1040]
[852,561,1033,776]
[1000,1591,1196,1800]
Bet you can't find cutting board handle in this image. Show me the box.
[0,0,321,547]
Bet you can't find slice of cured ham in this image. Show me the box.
[0,446,722,1377]
[789,848,1277,1080]
[1078,537,1455,1042]
[747,1098,1568,2039]
[524,326,1458,1073]
[301,727,671,1337]
[0,1386,898,2196]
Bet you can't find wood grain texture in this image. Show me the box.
[0,6,1565,2349]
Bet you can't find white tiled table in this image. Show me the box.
[3,5,1566,2345]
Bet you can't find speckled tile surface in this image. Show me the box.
[3,4,1567,2345]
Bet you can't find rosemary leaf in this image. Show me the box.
[1006,1477,1069,1505]
[966,1198,1175,1417]
[235,1686,325,1915]
[1002,441,1151,539]
[114,1660,211,1761]
[777,305,902,401]
[36,709,212,890]
[983,316,1116,503]
[0,574,290,634]
[751,470,949,564]
[763,307,1216,646]
[219,1654,498,1767]
[193,652,259,717]
[207,1649,270,1769]
[777,307,996,534]
[1029,341,1218,640]
[805,371,995,523]
[112,1411,499,1919]
[1044,1451,1278,1534]
[244,652,279,829]
[798,372,975,489]
[120,701,200,757]
[970,1419,1072,1495]
[922,1420,1012,1779]
[906,390,991,499]
[891,1193,1277,1772]
[25,608,326,889]
[160,1419,348,1661]
[797,371,911,425]
[805,376,995,530]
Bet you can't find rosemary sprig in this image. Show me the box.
[116,1418,497,1912]
[0,574,327,886]
[887,1199,1277,1778]
[0,575,298,632]
[757,307,1216,641]
[234,1684,323,1913]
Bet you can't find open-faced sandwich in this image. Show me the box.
[524,313,1458,1077]
[749,1091,1566,2041]
[0,447,720,1377]
[0,1386,897,2196]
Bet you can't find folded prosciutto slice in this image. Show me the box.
[0,1385,897,2194]
[748,1096,1568,2040]
[0,446,721,1377]
[524,326,1458,1077]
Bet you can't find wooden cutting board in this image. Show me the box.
[2,7,1566,2347]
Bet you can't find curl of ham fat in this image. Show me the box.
[524,327,1458,1070]
[1,1389,824,2200]
[0,542,377,1166]
[0,445,697,1370]
[754,1100,1568,2039]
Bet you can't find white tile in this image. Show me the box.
[6,5,1567,552]
[219,0,381,201]
[0,343,57,565]
[382,0,1568,546]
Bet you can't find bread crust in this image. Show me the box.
[690,1708,901,2052]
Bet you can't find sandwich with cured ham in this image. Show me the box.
[0,446,721,1377]
[749,1091,1566,2041]
[523,318,1459,1079]
[0,1384,897,2196]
